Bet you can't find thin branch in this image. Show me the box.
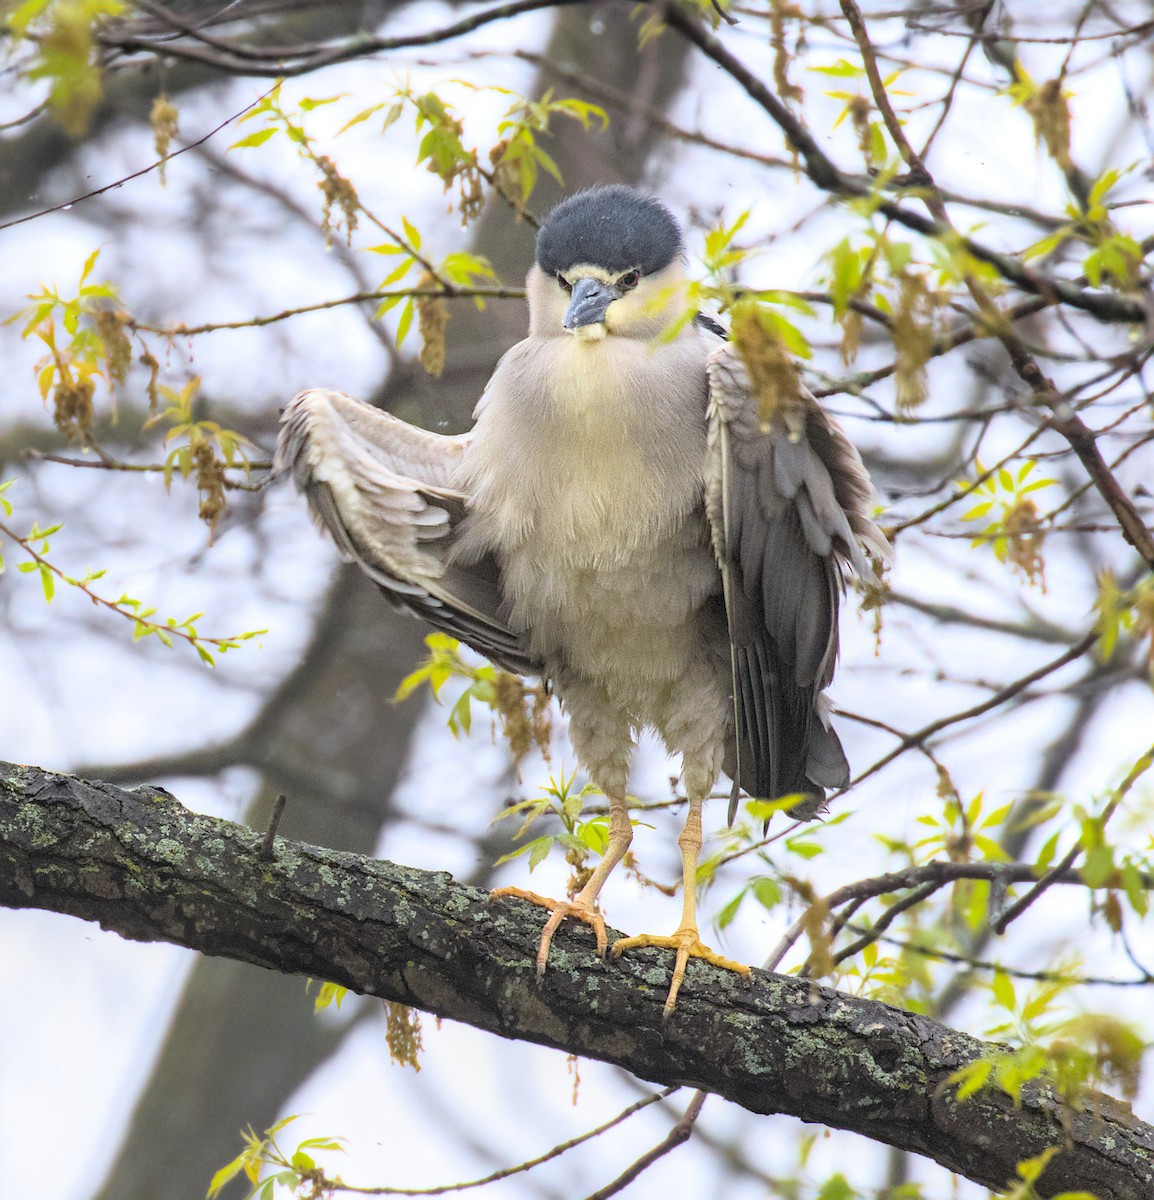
[662,3,1148,325]
[843,925,1154,988]
[762,858,1131,974]
[992,745,1154,935]
[837,0,1154,569]
[25,449,273,482]
[581,1090,707,1200]
[321,1087,678,1195]
[0,83,281,232]
[0,515,265,661]
[849,630,1100,789]
[885,590,1076,645]
[125,285,524,337]
[99,0,593,76]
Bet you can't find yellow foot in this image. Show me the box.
[610,926,751,1018]
[490,886,608,977]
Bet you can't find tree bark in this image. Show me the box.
[4,761,1152,1200]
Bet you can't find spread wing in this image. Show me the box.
[704,345,888,820]
[275,388,541,675]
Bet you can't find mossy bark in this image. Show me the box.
[3,760,1152,1199]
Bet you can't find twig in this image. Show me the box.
[992,745,1154,934]
[100,0,592,76]
[840,0,1154,569]
[0,515,265,661]
[762,858,1131,972]
[824,881,942,971]
[849,630,1099,790]
[581,1090,707,1200]
[25,449,273,483]
[125,286,524,337]
[259,794,287,860]
[841,924,1154,987]
[313,1087,679,1194]
[0,83,281,232]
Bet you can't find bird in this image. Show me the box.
[275,184,887,1016]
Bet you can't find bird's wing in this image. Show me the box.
[276,388,541,675]
[704,345,888,820]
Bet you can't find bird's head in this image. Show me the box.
[528,185,689,341]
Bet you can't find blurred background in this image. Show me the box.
[2,2,1153,1197]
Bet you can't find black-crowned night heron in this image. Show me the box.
[276,185,887,1015]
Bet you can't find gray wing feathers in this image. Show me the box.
[705,346,887,821]
[275,388,540,675]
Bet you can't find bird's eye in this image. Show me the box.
[557,274,572,293]
[619,270,640,290]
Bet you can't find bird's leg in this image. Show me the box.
[611,792,750,1018]
[492,789,632,977]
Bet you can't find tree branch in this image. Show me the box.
[2,761,1152,1198]
[661,3,1148,326]
[99,0,591,76]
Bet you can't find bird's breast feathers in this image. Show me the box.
[452,330,723,681]
[458,332,712,560]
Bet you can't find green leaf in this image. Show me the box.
[298,94,344,112]
[78,247,100,286]
[1087,167,1121,207]
[715,889,745,930]
[576,816,608,855]
[1016,1146,1059,1184]
[972,835,1010,861]
[526,836,554,871]
[810,59,866,78]
[752,877,782,910]
[337,102,385,134]
[786,837,822,859]
[378,259,413,288]
[532,143,564,186]
[1035,830,1061,870]
[992,969,1016,1012]
[1121,862,1149,916]
[449,689,473,735]
[312,981,347,1012]
[229,127,277,151]
[396,298,414,348]
[745,794,809,822]
[949,1057,992,1101]
[1081,843,1114,888]
[206,1155,247,1200]
[401,214,422,250]
[297,1136,345,1152]
[868,121,888,166]
[427,659,452,698]
[1021,982,1062,1023]
[815,1173,856,1200]
[1022,229,1070,261]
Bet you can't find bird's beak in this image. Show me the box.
[564,277,622,331]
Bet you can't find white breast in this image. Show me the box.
[455,330,722,698]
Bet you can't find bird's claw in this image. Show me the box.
[490,886,608,977]
[610,925,750,1018]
